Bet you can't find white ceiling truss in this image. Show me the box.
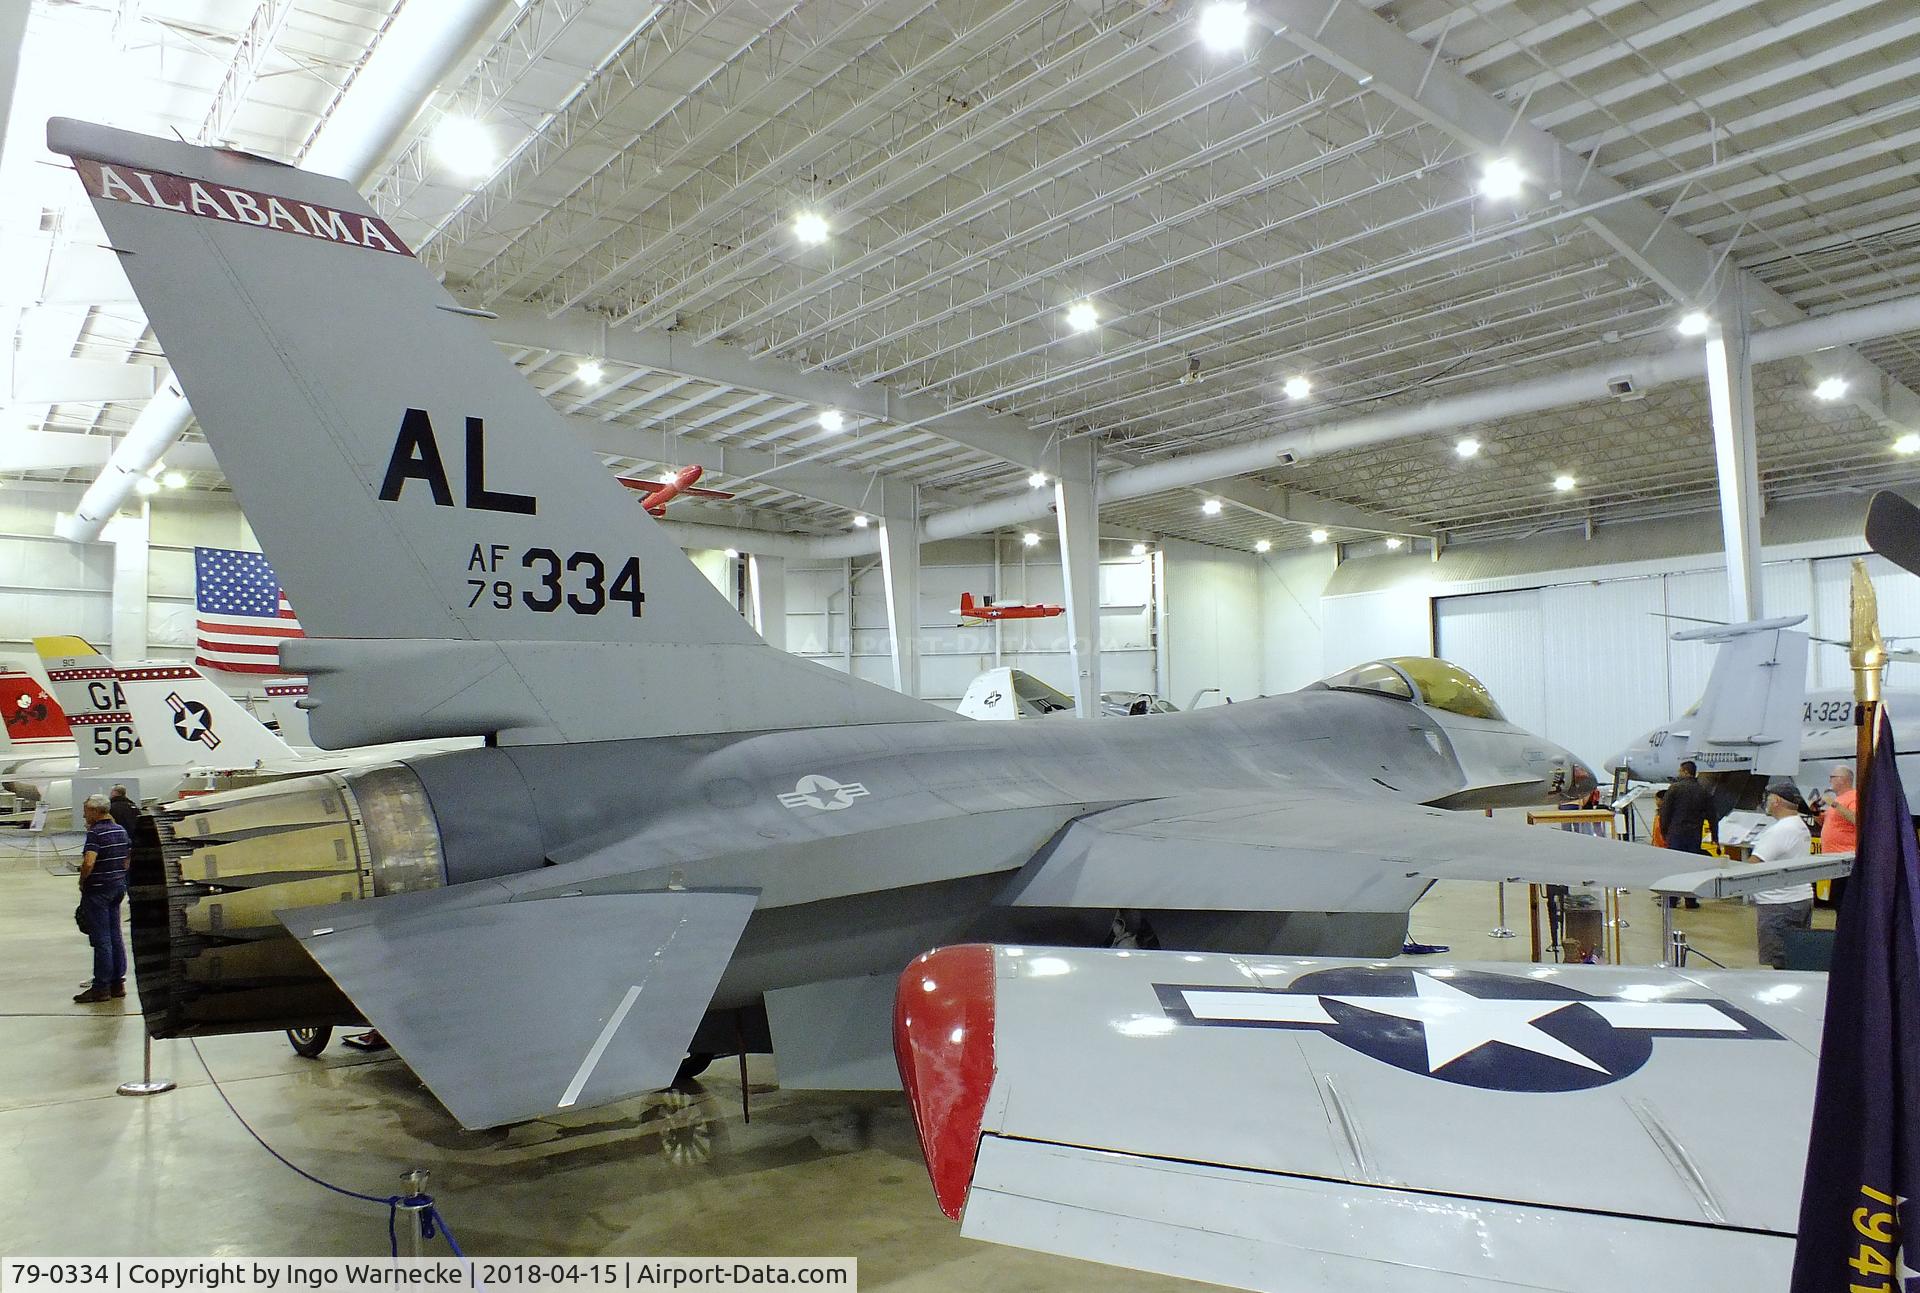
[6,0,1920,555]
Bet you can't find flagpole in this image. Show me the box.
[1849,558,1888,792]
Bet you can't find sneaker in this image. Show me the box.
[110,981,126,998]
[72,987,112,1003]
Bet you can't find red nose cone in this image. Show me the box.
[893,944,997,1221]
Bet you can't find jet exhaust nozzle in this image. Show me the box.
[130,763,445,1037]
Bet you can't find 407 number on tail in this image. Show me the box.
[467,544,643,616]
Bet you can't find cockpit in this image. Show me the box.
[1314,657,1508,722]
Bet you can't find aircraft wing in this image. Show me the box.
[896,945,1823,1292]
[999,788,1828,913]
[281,883,756,1129]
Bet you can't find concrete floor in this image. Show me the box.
[0,834,1828,1277]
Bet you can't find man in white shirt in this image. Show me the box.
[1747,779,1815,969]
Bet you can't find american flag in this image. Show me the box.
[194,546,304,675]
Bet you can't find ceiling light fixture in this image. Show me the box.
[724,548,739,559]
[1022,531,1041,547]
[1385,537,1404,550]
[1896,434,1920,456]
[1197,2,1250,53]
[818,408,845,432]
[1027,471,1048,488]
[1813,376,1849,402]
[793,211,829,244]
[1478,156,1524,200]
[1254,538,1272,553]
[1455,436,1481,459]
[852,514,869,528]
[1553,474,1577,492]
[1201,498,1223,516]
[1283,375,1311,400]
[433,117,498,178]
[1130,542,1148,557]
[1677,310,1711,337]
[1066,301,1099,333]
[1309,528,1329,544]
[161,470,186,490]
[576,359,604,385]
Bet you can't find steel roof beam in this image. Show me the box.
[1203,478,1435,540]
[485,305,1054,472]
[1254,0,1920,441]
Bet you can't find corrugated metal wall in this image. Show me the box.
[1434,553,1920,771]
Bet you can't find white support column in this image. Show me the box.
[748,554,786,651]
[1704,299,1765,621]
[102,510,150,662]
[877,481,921,697]
[1053,440,1101,715]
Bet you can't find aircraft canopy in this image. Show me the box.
[1318,657,1507,721]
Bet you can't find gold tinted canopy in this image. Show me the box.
[1319,657,1507,721]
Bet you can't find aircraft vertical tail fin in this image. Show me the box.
[114,663,299,768]
[46,119,946,747]
[32,637,144,771]
[0,668,71,751]
[1675,617,1811,776]
[263,679,313,747]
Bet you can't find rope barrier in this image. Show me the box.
[189,1040,466,1257]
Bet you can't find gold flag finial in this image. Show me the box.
[1850,557,1887,707]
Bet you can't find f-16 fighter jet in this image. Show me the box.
[49,120,1829,1129]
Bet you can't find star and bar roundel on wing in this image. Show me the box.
[1154,967,1785,1093]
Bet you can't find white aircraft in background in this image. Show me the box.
[895,943,1823,1292]
[34,637,474,804]
[1608,615,1920,805]
[957,667,1185,720]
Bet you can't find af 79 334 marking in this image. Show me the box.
[466,543,644,616]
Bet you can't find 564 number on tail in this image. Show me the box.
[467,544,643,617]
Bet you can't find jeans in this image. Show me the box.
[1756,899,1813,970]
[79,882,127,988]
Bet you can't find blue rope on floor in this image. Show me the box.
[189,1040,466,1257]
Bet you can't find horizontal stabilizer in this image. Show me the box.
[281,885,756,1128]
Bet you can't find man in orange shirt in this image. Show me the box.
[1819,764,1858,855]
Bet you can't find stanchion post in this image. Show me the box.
[1666,928,1690,968]
[117,1032,176,1097]
[398,1170,430,1257]
[1488,881,1515,938]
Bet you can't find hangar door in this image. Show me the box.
[1434,553,1920,773]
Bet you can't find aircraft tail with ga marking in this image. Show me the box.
[33,637,145,772]
[47,119,946,748]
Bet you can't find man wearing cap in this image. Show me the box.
[1747,780,1815,969]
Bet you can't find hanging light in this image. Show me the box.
[1309,528,1329,544]
[1478,157,1524,200]
[793,211,829,244]
[1676,311,1711,337]
[1254,539,1272,553]
[1066,301,1099,332]
[1197,2,1250,52]
[852,514,869,528]
[1455,436,1481,459]
[1130,542,1148,557]
[1282,375,1311,400]
[1022,531,1041,547]
[1201,498,1223,516]
[433,117,498,178]
[576,359,605,385]
[819,408,845,432]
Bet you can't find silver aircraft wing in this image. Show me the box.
[998,788,1839,913]
[895,945,1824,1293]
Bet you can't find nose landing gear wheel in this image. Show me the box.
[287,1026,332,1059]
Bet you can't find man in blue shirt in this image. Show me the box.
[74,792,131,1003]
